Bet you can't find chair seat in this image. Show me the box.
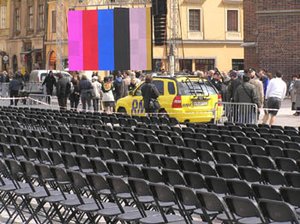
[140,214,185,224]
[237,217,264,224]
[45,194,76,203]
[14,187,34,195]
[138,196,154,204]
[0,184,16,191]
[77,203,101,212]
[30,189,61,199]
[60,197,95,207]
[118,210,158,222]
[97,206,137,217]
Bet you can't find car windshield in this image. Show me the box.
[178,79,217,96]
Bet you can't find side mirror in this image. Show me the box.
[129,91,134,96]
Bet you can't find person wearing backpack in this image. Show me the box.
[234,75,259,124]
[79,74,93,111]
[56,73,71,110]
[141,74,160,115]
[69,74,80,111]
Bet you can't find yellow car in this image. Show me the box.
[116,75,223,123]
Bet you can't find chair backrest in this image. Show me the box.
[252,184,282,201]
[149,182,189,223]
[224,196,265,223]
[238,166,262,183]
[284,172,300,188]
[196,190,232,222]
[183,171,207,190]
[226,179,254,198]
[280,187,300,208]
[259,199,300,224]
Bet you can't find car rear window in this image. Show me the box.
[178,80,217,96]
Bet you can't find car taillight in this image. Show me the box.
[218,94,222,106]
[172,96,182,108]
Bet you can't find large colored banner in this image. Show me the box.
[68,8,152,71]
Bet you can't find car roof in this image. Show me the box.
[153,75,208,82]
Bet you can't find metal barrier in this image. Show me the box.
[0,96,55,109]
[214,102,258,125]
[0,82,45,97]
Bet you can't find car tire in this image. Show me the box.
[117,107,127,114]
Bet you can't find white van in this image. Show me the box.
[26,70,72,94]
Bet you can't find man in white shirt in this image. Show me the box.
[263,71,287,125]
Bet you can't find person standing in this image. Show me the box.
[234,75,259,124]
[69,74,80,111]
[248,68,264,119]
[79,75,93,111]
[56,73,71,110]
[42,71,56,104]
[141,74,160,114]
[102,77,115,113]
[263,71,287,125]
[289,74,298,114]
[91,76,102,112]
[9,74,24,106]
[293,75,300,116]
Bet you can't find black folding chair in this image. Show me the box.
[259,199,300,224]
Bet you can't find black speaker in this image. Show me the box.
[154,15,167,46]
[152,0,167,15]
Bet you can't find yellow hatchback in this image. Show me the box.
[116,75,222,123]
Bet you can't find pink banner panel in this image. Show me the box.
[68,10,83,70]
[129,8,147,70]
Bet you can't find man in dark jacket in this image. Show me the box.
[141,74,160,114]
[42,71,56,104]
[9,74,24,106]
[234,75,259,124]
[56,73,71,110]
[227,71,242,102]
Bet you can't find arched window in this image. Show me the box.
[12,55,18,73]
[49,51,56,70]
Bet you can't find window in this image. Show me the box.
[15,8,20,32]
[168,82,176,95]
[153,80,164,95]
[178,81,217,96]
[189,9,200,32]
[232,59,244,70]
[227,10,238,32]
[0,6,6,29]
[38,4,44,30]
[179,59,193,73]
[195,59,215,71]
[28,6,33,30]
[52,11,56,33]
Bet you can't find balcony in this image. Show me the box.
[222,0,243,4]
[182,0,206,5]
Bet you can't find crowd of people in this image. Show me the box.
[1,68,300,125]
[197,68,298,125]
[42,70,143,112]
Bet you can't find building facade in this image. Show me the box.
[244,0,300,79]
[7,0,47,73]
[0,0,10,71]
[154,0,244,73]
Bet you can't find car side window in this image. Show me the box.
[134,83,145,96]
[168,82,176,95]
[153,80,164,95]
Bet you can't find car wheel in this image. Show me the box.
[117,107,127,114]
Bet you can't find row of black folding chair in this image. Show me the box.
[2,154,300,224]
[1,158,188,223]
